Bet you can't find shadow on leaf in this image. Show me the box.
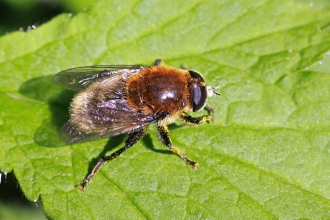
[19,75,74,147]
[142,133,172,155]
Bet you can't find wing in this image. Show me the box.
[53,65,143,91]
[59,107,169,144]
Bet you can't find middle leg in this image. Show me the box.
[157,125,198,168]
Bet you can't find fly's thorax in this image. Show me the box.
[125,66,192,115]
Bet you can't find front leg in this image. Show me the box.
[157,125,198,168]
[179,111,213,125]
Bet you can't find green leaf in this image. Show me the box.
[1,0,330,218]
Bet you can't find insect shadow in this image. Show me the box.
[142,133,172,155]
[19,75,74,147]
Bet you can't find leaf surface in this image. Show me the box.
[1,0,330,218]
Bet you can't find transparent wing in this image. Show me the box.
[53,65,143,91]
[59,120,140,144]
[59,109,169,144]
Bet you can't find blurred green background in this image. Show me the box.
[0,0,94,219]
[0,0,94,35]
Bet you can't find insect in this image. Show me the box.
[53,59,219,191]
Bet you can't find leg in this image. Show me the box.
[205,104,214,116]
[179,111,213,125]
[205,104,216,122]
[77,127,147,191]
[154,59,166,66]
[154,59,188,71]
[157,125,198,168]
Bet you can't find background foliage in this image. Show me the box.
[1,0,330,219]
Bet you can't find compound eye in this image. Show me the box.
[191,86,207,112]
